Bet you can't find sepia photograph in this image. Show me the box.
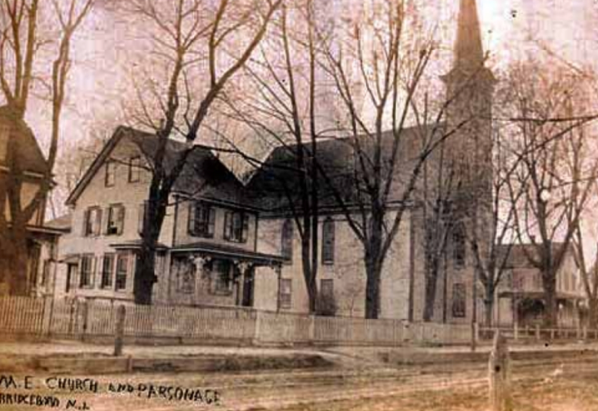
[1,0,598,410]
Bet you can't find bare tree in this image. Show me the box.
[122,0,281,304]
[0,0,94,295]
[507,61,598,327]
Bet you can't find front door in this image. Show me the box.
[242,269,254,307]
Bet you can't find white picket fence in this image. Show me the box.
[0,296,473,346]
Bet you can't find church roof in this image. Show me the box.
[497,243,571,269]
[246,124,444,213]
[0,105,50,176]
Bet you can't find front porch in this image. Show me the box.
[497,291,584,328]
[169,242,285,309]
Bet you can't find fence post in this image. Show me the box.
[489,331,512,411]
[113,305,126,357]
[513,324,519,341]
[80,300,89,342]
[583,326,588,341]
[41,296,53,336]
[308,315,315,345]
[471,322,478,352]
[535,324,540,341]
[253,310,262,346]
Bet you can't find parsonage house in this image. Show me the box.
[37,0,543,325]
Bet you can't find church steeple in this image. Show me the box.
[454,0,485,69]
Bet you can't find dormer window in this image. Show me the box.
[105,161,116,187]
[128,156,141,183]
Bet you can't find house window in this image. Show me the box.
[115,253,128,291]
[452,224,466,269]
[210,259,233,295]
[177,259,195,294]
[224,210,249,243]
[79,255,94,288]
[188,201,216,238]
[452,283,466,318]
[280,279,292,309]
[105,161,116,187]
[281,219,293,262]
[101,253,115,289]
[128,156,141,183]
[322,217,335,264]
[106,204,125,236]
[83,207,102,236]
[320,279,334,297]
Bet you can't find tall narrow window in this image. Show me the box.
[452,224,466,268]
[115,253,128,291]
[280,279,292,309]
[128,156,141,183]
[106,204,125,236]
[105,161,116,187]
[224,210,249,243]
[322,217,335,264]
[79,255,94,288]
[188,202,216,238]
[452,283,466,318]
[281,219,293,262]
[101,253,115,289]
[210,259,233,295]
[177,258,195,294]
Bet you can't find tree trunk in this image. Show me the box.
[543,274,558,327]
[8,237,29,296]
[588,298,598,330]
[423,257,440,322]
[365,256,382,319]
[133,190,167,305]
[484,281,495,328]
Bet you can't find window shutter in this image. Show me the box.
[208,207,216,237]
[103,207,111,235]
[241,214,249,243]
[91,257,97,288]
[188,201,196,236]
[117,206,126,235]
[138,202,146,235]
[82,209,89,236]
[223,212,231,240]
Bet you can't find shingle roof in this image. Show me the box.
[0,105,50,175]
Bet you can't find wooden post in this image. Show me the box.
[471,322,478,352]
[513,324,518,341]
[489,331,512,411]
[535,324,540,341]
[113,305,126,357]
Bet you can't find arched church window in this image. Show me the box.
[281,219,293,262]
[322,217,335,265]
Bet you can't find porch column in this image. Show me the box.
[275,265,282,313]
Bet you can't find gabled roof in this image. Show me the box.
[497,243,572,269]
[65,126,246,206]
[0,105,50,175]
[245,124,442,212]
